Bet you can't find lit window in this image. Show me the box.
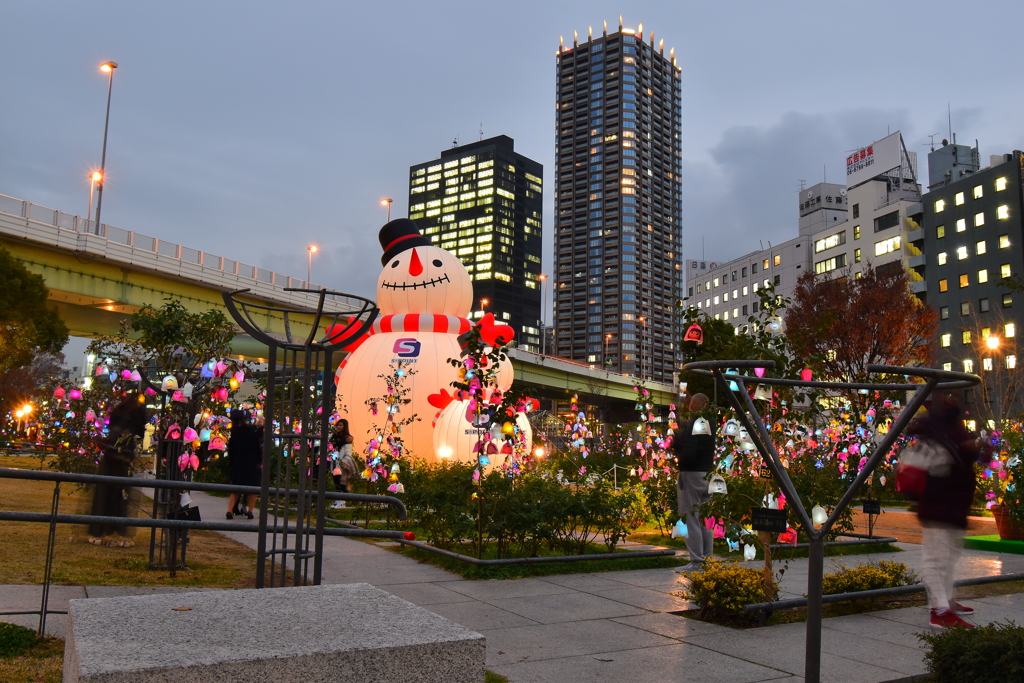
[742,286,748,295]
[974,185,984,199]
[956,219,966,232]
[996,177,1007,191]
[937,252,948,265]
[940,333,951,347]
[935,199,946,212]
[713,296,720,305]
[978,269,988,283]
[875,236,902,256]
[943,362,953,371]
[1000,234,1011,249]
[854,225,861,240]
[957,246,968,260]
[962,330,972,344]
[1006,323,1016,338]
[959,274,969,288]
[723,293,729,302]
[774,255,781,266]
[722,311,728,320]
[940,306,949,319]
[936,225,945,238]
[998,205,1010,220]
[1002,264,1013,279]
[1007,355,1017,369]
[976,241,987,255]
[983,358,993,371]
[763,259,769,269]
[1004,293,1013,308]
[982,327,991,339]
[854,248,861,263]
[713,277,719,287]
[975,212,985,227]
[955,192,965,206]
[733,308,739,318]
[939,279,948,292]
[963,359,974,373]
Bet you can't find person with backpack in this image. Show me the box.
[329,419,358,508]
[671,393,716,572]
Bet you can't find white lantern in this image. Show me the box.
[811,504,827,528]
[743,543,757,561]
[691,417,711,435]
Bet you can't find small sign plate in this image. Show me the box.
[750,507,788,533]
[862,500,881,515]
[757,466,773,479]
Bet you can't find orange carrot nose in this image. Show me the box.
[408,248,423,276]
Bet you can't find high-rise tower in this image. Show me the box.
[554,21,682,383]
[409,135,544,351]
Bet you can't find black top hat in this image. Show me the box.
[379,218,432,266]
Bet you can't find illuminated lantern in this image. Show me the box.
[811,504,827,528]
[691,417,711,435]
[767,317,782,332]
[744,543,757,561]
[129,369,142,382]
[723,419,740,436]
[682,323,703,344]
[670,519,688,538]
[753,367,766,378]
[800,368,813,382]
[53,387,65,399]
[161,375,178,392]
[69,389,82,400]
[753,385,772,401]
[336,219,515,463]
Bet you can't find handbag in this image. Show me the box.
[897,438,954,501]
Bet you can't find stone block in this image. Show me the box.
[63,583,484,682]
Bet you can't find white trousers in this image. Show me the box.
[920,522,963,610]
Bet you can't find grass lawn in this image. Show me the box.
[0,635,63,683]
[0,456,262,588]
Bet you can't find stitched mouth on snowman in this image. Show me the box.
[381,274,451,290]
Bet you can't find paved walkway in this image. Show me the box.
[4,489,1024,682]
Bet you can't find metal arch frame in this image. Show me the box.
[222,288,378,588]
[680,360,980,683]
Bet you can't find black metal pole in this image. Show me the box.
[256,342,277,589]
[93,64,116,235]
[39,481,59,636]
[804,533,825,683]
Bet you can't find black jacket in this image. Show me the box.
[673,417,716,472]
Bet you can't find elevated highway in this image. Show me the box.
[0,192,677,409]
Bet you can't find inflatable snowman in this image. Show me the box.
[335,219,516,464]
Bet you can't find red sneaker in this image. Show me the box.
[948,601,974,615]
[930,608,974,629]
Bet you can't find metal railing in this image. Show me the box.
[0,467,410,636]
[0,192,360,307]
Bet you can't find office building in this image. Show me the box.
[408,136,544,351]
[553,20,683,384]
[918,145,1024,422]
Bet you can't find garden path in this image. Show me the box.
[5,489,1022,682]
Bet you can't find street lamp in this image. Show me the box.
[93,61,118,235]
[307,245,318,284]
[381,198,393,223]
[987,336,1001,350]
[539,274,547,356]
[604,334,612,371]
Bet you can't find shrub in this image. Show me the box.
[821,560,918,595]
[681,559,777,622]
[919,621,1024,683]
[400,459,476,550]
[0,622,38,658]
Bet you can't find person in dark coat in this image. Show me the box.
[226,409,262,519]
[88,393,148,547]
[671,393,716,571]
[907,390,983,629]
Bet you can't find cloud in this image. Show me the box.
[682,109,913,263]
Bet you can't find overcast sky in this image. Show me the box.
[5,0,1024,322]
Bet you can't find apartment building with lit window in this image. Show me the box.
[918,145,1024,417]
[553,21,683,383]
[408,135,544,351]
[685,132,922,330]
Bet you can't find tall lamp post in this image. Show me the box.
[87,171,102,226]
[539,274,547,356]
[307,245,318,284]
[381,198,393,223]
[93,61,118,235]
[604,333,612,371]
[638,316,647,380]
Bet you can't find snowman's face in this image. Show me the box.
[377,245,472,316]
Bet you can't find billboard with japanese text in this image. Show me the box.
[846,131,903,188]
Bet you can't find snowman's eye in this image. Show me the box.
[391,260,400,268]
[432,259,443,267]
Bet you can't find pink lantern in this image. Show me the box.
[800,368,813,382]
[69,388,82,400]
[754,367,766,377]
[53,386,65,399]
[121,369,132,380]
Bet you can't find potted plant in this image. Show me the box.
[985,425,1024,541]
